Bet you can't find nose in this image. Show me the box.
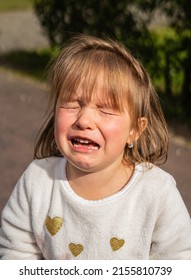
[74,107,96,130]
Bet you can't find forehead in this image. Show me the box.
[73,73,109,102]
[56,48,134,112]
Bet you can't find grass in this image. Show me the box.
[0,0,33,12]
[0,48,53,81]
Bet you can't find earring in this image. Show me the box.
[128,143,134,148]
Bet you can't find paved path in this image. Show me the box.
[163,143,191,214]
[0,70,191,220]
[0,10,48,53]
[0,70,47,218]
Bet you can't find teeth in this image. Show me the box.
[74,138,93,144]
[72,138,99,150]
[91,146,99,150]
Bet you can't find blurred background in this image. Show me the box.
[0,0,191,222]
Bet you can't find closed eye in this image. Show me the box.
[60,101,80,110]
[98,105,119,116]
[60,105,80,109]
[99,109,117,115]
[59,101,119,115]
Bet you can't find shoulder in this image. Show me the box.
[9,157,67,206]
[15,157,66,194]
[134,163,178,200]
[24,157,65,178]
[134,164,189,217]
[138,163,176,186]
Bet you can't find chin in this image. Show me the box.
[68,158,101,173]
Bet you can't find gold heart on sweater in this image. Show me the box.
[69,243,83,257]
[45,216,63,236]
[110,237,125,251]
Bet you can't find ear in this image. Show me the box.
[137,117,148,140]
[127,117,148,144]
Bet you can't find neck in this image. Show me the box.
[66,161,134,200]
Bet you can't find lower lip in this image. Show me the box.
[70,142,100,153]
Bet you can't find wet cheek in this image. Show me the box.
[55,120,68,136]
[104,121,123,133]
[54,120,68,152]
[54,123,67,148]
[55,111,70,133]
[104,121,130,142]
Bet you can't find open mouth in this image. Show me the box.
[71,137,100,150]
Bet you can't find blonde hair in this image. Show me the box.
[34,34,168,165]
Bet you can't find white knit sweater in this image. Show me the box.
[0,157,191,259]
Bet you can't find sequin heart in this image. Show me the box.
[69,243,83,257]
[45,216,63,236]
[110,237,125,251]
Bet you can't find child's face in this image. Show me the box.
[54,83,135,173]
